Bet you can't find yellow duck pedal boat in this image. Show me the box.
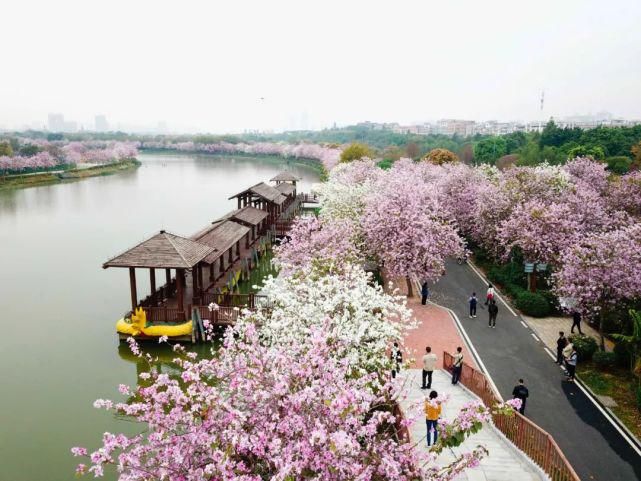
[116,308,193,337]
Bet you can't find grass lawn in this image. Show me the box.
[578,361,641,440]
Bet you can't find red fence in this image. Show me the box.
[443,352,580,481]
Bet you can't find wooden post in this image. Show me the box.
[177,268,184,313]
[209,263,214,281]
[165,268,171,285]
[236,240,240,260]
[149,269,156,306]
[192,267,198,301]
[228,248,233,264]
[129,267,137,311]
[237,196,241,209]
[198,264,204,295]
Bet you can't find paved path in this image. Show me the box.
[428,260,641,481]
[402,298,477,371]
[398,369,544,481]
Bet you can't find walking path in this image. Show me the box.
[523,314,613,352]
[428,260,641,481]
[398,369,544,481]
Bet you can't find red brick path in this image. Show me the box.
[402,298,478,370]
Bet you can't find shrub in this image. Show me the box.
[613,342,632,369]
[515,290,551,317]
[606,156,632,175]
[593,351,617,369]
[570,335,598,362]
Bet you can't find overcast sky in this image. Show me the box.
[2,0,640,133]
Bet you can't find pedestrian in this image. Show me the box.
[451,346,463,385]
[421,281,429,305]
[571,311,583,335]
[391,342,402,379]
[485,283,495,305]
[565,346,578,382]
[425,390,441,447]
[561,339,574,376]
[468,292,478,318]
[422,346,437,389]
[512,379,529,415]
[488,299,498,328]
[556,331,568,365]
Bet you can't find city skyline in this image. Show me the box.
[2,0,641,133]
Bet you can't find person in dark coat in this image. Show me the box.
[556,331,568,364]
[421,282,429,305]
[488,299,498,328]
[571,311,583,335]
[512,379,529,415]
[468,292,478,318]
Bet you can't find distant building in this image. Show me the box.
[48,113,65,132]
[95,115,109,132]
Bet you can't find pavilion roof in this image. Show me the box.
[275,183,296,196]
[229,182,287,205]
[221,206,269,226]
[103,231,214,269]
[270,171,301,182]
[191,220,250,264]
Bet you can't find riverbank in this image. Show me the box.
[0,159,141,190]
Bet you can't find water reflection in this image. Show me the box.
[0,152,319,481]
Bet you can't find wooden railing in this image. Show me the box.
[129,306,185,323]
[298,193,319,203]
[139,279,177,308]
[199,292,272,309]
[443,352,580,481]
[194,305,241,326]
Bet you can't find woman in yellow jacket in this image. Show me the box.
[425,390,441,447]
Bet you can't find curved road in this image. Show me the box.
[430,260,641,481]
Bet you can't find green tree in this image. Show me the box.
[612,310,641,384]
[632,141,641,170]
[405,142,419,159]
[567,145,605,160]
[0,141,13,156]
[474,137,507,164]
[339,142,374,163]
[504,131,527,154]
[605,156,632,174]
[18,144,42,157]
[517,139,542,166]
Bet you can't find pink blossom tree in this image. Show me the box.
[554,223,641,348]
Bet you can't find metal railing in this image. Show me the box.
[443,352,580,481]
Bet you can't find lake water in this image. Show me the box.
[0,152,321,481]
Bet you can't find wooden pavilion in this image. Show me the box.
[220,205,270,243]
[190,219,251,292]
[103,230,214,322]
[228,182,287,225]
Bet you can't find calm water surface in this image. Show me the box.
[0,152,320,481]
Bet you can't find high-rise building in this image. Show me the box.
[48,113,65,132]
[94,115,109,132]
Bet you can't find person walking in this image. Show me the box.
[422,346,437,389]
[512,379,529,415]
[488,299,498,328]
[425,390,441,447]
[561,339,574,376]
[451,346,463,385]
[556,331,568,365]
[391,342,402,379]
[485,283,495,305]
[421,282,429,305]
[571,311,583,335]
[565,346,578,382]
[468,292,478,318]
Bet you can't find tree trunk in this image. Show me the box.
[599,309,606,351]
[405,276,414,298]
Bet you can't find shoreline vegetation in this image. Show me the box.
[0,159,141,190]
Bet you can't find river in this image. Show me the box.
[0,151,321,481]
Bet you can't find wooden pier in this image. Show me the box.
[103,171,308,342]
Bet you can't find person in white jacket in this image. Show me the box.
[422,346,438,389]
[485,284,495,305]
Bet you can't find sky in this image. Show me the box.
[1,0,641,133]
